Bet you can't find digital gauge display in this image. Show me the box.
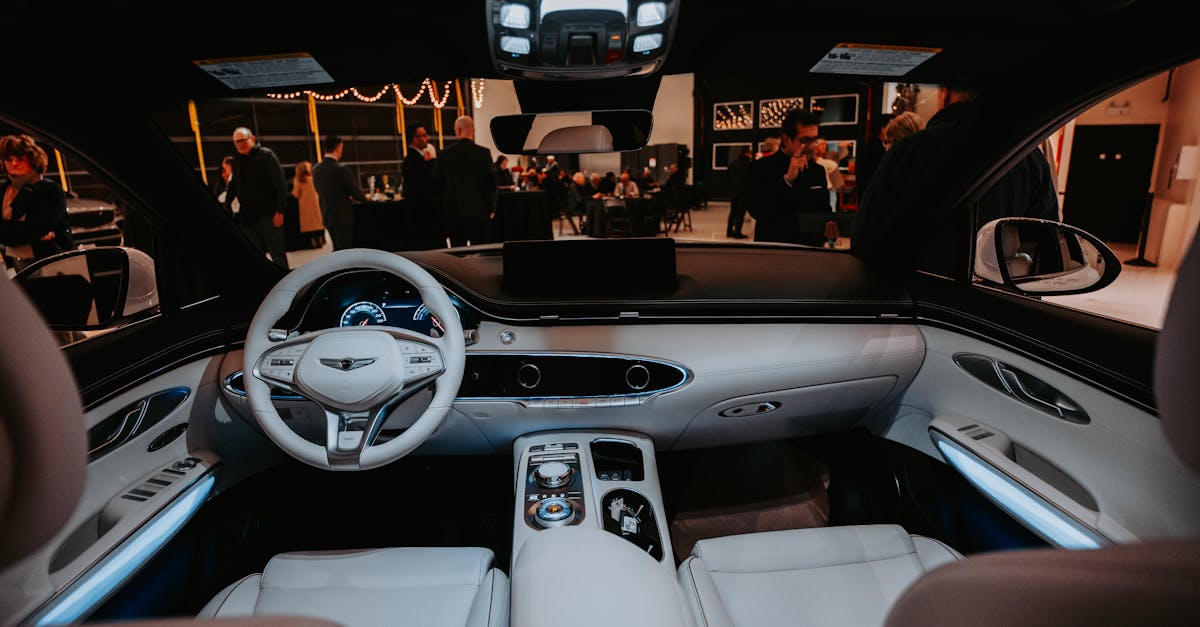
[340,301,387,326]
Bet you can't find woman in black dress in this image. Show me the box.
[0,134,73,272]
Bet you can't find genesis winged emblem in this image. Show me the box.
[319,357,376,371]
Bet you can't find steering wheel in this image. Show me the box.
[242,249,465,470]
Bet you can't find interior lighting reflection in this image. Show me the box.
[500,3,531,29]
[633,34,663,53]
[932,434,1104,550]
[636,2,667,26]
[31,474,216,625]
[500,36,532,55]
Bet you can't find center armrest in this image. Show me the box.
[511,526,695,627]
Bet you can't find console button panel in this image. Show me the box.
[524,449,586,529]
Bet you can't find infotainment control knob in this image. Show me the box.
[535,497,574,527]
[535,461,573,488]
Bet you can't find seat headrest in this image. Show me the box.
[0,275,88,568]
[1155,230,1200,474]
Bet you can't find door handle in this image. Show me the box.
[953,353,1089,425]
[88,387,191,461]
[997,365,1089,425]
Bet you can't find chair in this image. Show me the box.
[659,185,693,234]
[603,198,632,238]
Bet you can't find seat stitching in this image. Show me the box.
[487,569,497,627]
[706,549,920,574]
[212,574,259,616]
[684,558,712,627]
[911,535,963,565]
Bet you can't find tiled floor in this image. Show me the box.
[288,201,1177,330]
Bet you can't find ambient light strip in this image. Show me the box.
[932,433,1105,550]
[30,473,217,626]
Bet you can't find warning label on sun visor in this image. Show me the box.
[810,44,941,76]
[194,53,334,90]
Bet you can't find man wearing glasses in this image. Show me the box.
[227,127,289,268]
[747,109,831,245]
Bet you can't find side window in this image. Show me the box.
[974,57,1200,330]
[0,124,165,346]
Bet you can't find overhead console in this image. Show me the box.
[485,0,680,80]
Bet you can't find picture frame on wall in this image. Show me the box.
[758,97,805,128]
[713,101,754,130]
[712,142,753,170]
[810,94,860,125]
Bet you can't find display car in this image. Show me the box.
[2,2,1199,626]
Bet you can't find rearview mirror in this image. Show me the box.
[974,218,1120,296]
[14,246,159,330]
[490,109,652,155]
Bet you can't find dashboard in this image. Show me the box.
[295,269,478,336]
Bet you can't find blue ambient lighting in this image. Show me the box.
[34,473,216,625]
[933,434,1104,550]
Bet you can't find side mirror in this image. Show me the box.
[14,246,158,330]
[490,109,652,155]
[974,218,1120,296]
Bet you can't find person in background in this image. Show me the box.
[638,166,658,192]
[854,113,892,197]
[758,137,780,159]
[433,115,496,247]
[402,123,441,249]
[227,127,288,267]
[726,145,753,239]
[588,172,604,198]
[211,155,234,207]
[813,138,844,211]
[599,171,617,196]
[881,111,926,150]
[313,134,366,251]
[494,155,514,189]
[0,134,73,272]
[747,109,830,246]
[614,171,639,199]
[291,161,324,249]
[856,84,1059,274]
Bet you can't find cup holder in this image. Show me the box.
[600,488,663,561]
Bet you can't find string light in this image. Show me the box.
[267,78,479,109]
[470,78,486,109]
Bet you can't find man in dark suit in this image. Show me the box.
[433,116,496,247]
[747,109,830,246]
[313,135,366,251]
[726,146,753,238]
[227,127,289,267]
[402,123,442,249]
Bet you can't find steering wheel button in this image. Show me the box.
[337,431,363,451]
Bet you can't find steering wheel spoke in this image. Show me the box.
[243,249,466,471]
[253,339,312,390]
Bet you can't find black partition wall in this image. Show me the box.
[696,75,887,201]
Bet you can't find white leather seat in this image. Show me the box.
[200,547,509,627]
[678,524,960,627]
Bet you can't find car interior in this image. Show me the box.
[2,2,1199,626]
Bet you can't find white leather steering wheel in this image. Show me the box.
[243,249,465,470]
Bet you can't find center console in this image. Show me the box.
[511,429,675,575]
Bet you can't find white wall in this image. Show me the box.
[1055,64,1200,268]
[649,73,695,183]
[473,79,522,160]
